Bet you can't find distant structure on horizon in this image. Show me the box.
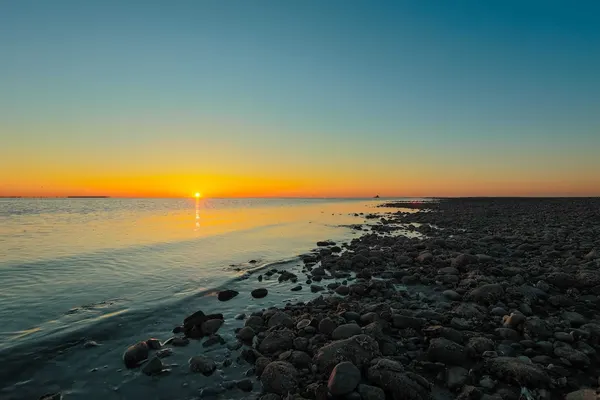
[374,195,380,198]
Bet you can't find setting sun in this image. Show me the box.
[195,192,201,198]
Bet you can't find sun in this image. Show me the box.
[195,192,201,198]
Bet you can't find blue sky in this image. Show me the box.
[1,0,599,196]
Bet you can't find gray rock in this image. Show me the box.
[268,311,294,328]
[331,323,362,340]
[502,313,526,329]
[260,361,298,395]
[123,341,149,368]
[524,318,552,339]
[145,338,161,350]
[427,338,466,366]
[245,315,264,330]
[446,366,468,390]
[237,326,256,342]
[392,315,425,329]
[327,361,361,395]
[335,285,350,296]
[201,318,223,335]
[484,357,550,387]
[562,311,587,327]
[554,332,574,343]
[189,355,216,376]
[468,284,504,305]
[236,378,253,392]
[466,337,495,358]
[565,389,597,400]
[554,345,590,367]
[141,356,163,375]
[358,384,386,400]
[443,290,461,301]
[255,356,271,377]
[259,329,295,354]
[311,284,324,292]
[315,334,380,374]
[171,336,190,346]
[367,358,431,400]
[318,317,337,335]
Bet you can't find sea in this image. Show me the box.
[0,197,418,400]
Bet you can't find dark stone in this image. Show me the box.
[218,289,239,301]
[252,288,268,298]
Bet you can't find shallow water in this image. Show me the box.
[0,197,419,399]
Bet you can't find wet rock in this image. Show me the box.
[524,318,552,339]
[142,356,163,376]
[156,348,174,358]
[328,361,361,395]
[335,285,350,296]
[259,329,295,354]
[416,252,433,263]
[452,254,478,268]
[446,366,468,390]
[245,315,264,330]
[293,337,308,351]
[236,378,254,392]
[331,323,362,340]
[502,313,526,329]
[252,288,268,298]
[291,285,302,291]
[484,356,550,387]
[427,338,466,366]
[279,350,312,369]
[189,355,216,376]
[123,341,149,368]
[367,358,431,400]
[554,332,574,343]
[260,361,298,395]
[311,284,324,292]
[172,336,190,346]
[218,289,239,301]
[358,384,386,400]
[237,326,256,342]
[315,334,380,374]
[201,318,223,335]
[202,334,224,347]
[268,312,294,328]
[563,311,587,327]
[256,356,271,377]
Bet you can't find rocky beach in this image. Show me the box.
[36,199,600,399]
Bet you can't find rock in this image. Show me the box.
[311,284,324,292]
[331,323,362,340]
[280,350,312,369]
[218,289,239,301]
[237,326,256,342]
[245,315,264,330]
[367,358,431,400]
[328,361,361,395]
[439,267,459,275]
[144,339,161,350]
[156,348,173,358]
[252,288,268,298]
[443,290,462,301]
[201,318,223,335]
[502,313,526,329]
[236,378,254,392]
[172,336,190,346]
[446,366,468,390]
[565,389,597,400]
[563,311,587,327]
[319,317,337,335]
[123,341,149,368]
[466,337,495,358]
[554,345,590,367]
[315,334,380,374]
[189,355,216,376]
[268,312,294,328]
[142,356,163,376]
[260,361,298,395]
[524,318,552,339]
[468,284,504,305]
[291,285,302,291]
[484,357,550,387]
[416,252,433,263]
[358,384,386,400]
[256,356,271,377]
[259,329,295,354]
[490,307,508,316]
[293,337,308,351]
[392,315,425,330]
[202,334,224,347]
[427,338,466,366]
[495,328,520,341]
[452,254,478,268]
[335,285,350,296]
[554,332,574,343]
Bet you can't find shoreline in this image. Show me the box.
[6,198,600,400]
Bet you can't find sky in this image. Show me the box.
[1,0,599,198]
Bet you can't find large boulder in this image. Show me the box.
[367,358,431,400]
[260,361,298,395]
[268,312,294,329]
[189,355,216,376]
[314,334,380,374]
[332,323,362,340]
[554,345,590,367]
[484,357,550,387]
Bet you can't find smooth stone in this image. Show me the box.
[358,384,386,400]
[260,361,298,395]
[236,378,254,392]
[251,288,268,298]
[201,319,224,335]
[443,290,461,301]
[331,323,362,340]
[189,355,217,376]
[237,326,256,342]
[327,361,361,395]
[291,285,302,291]
[123,341,149,368]
[142,357,163,376]
[217,289,239,301]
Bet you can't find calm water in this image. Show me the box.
[0,197,416,399]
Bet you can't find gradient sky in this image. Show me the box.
[1,0,599,197]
